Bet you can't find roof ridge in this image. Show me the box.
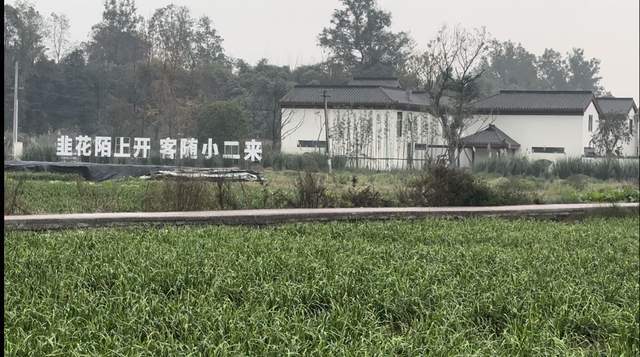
[352,76,398,80]
[500,90,593,94]
[597,97,635,100]
[379,87,399,103]
[294,84,404,89]
[473,92,501,105]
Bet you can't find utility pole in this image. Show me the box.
[12,61,20,160]
[322,90,332,173]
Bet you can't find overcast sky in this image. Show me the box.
[22,0,640,102]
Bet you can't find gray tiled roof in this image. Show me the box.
[280,85,430,109]
[280,86,394,105]
[596,97,638,116]
[461,124,520,149]
[474,90,598,115]
[347,77,401,88]
[380,88,430,105]
[281,86,617,117]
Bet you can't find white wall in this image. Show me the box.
[620,108,639,157]
[280,108,326,155]
[281,106,603,169]
[280,107,445,170]
[582,102,600,151]
[281,100,632,170]
[466,112,585,162]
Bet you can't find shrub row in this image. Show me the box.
[552,157,639,181]
[473,156,552,177]
[474,156,639,181]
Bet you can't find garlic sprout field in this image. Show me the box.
[4,217,639,355]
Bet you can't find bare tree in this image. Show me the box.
[48,12,70,63]
[412,25,489,166]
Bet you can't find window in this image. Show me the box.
[588,114,593,132]
[532,147,565,154]
[584,147,596,157]
[414,144,427,150]
[297,140,326,148]
[396,112,403,137]
[630,119,634,134]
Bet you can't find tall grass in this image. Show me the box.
[21,133,58,162]
[474,156,639,181]
[553,157,639,181]
[473,156,552,177]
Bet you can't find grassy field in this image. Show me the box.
[4,169,639,215]
[4,217,639,355]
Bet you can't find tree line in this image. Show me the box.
[4,0,608,153]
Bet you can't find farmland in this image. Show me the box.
[4,217,639,355]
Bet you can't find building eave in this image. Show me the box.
[280,102,429,112]
[473,109,586,116]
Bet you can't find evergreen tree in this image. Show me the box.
[318,0,412,75]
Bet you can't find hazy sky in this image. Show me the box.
[22,0,640,102]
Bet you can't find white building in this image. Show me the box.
[461,91,639,166]
[279,79,639,170]
[279,77,444,170]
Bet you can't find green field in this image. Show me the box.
[4,170,639,215]
[5,217,639,355]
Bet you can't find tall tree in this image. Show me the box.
[318,0,412,74]
[85,0,147,135]
[536,49,569,90]
[566,48,603,94]
[147,4,194,71]
[236,59,295,145]
[192,16,225,68]
[480,40,539,95]
[59,49,95,133]
[3,1,48,131]
[147,5,225,71]
[145,4,227,139]
[87,0,145,65]
[47,12,70,63]
[413,25,489,167]
[23,56,62,134]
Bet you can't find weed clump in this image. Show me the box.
[343,185,388,207]
[294,171,329,208]
[144,178,215,211]
[399,165,493,206]
[399,165,540,206]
